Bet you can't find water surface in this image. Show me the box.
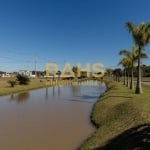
[0,80,105,150]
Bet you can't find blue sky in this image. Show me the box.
[0,0,150,72]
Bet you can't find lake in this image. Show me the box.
[0,80,106,150]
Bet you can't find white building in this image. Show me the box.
[1,73,11,77]
[19,70,36,78]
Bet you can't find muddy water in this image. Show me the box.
[0,80,105,150]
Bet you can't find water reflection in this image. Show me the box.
[0,80,106,150]
[65,98,95,104]
[45,86,61,98]
[44,80,104,99]
[77,94,99,100]
[71,85,81,96]
[45,87,48,98]
[64,80,105,104]
[9,81,104,104]
[9,92,29,104]
[58,86,61,96]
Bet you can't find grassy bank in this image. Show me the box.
[79,81,150,150]
[0,78,47,96]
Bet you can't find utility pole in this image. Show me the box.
[34,56,37,78]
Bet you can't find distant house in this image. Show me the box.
[1,72,11,77]
[19,70,36,78]
[0,72,18,78]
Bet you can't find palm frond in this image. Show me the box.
[126,22,150,47]
[125,22,136,33]
[140,53,148,59]
[118,57,131,68]
[119,49,130,56]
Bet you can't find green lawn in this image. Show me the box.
[0,78,46,96]
[79,81,150,150]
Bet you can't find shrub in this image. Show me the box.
[16,74,30,85]
[8,80,16,87]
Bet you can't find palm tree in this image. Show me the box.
[119,45,138,89]
[118,57,130,86]
[105,68,113,80]
[119,45,148,89]
[140,49,148,80]
[126,22,150,93]
[113,68,122,82]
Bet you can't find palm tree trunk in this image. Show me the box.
[135,46,142,94]
[114,74,116,81]
[116,74,118,82]
[124,69,126,85]
[126,72,129,87]
[118,74,120,82]
[130,67,134,89]
[128,72,130,87]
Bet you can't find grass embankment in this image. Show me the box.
[79,81,150,150]
[0,78,47,96]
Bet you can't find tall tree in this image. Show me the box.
[118,57,130,86]
[119,45,138,89]
[113,68,122,82]
[105,68,113,80]
[126,22,150,93]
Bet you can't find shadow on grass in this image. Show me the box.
[102,91,134,97]
[95,124,150,150]
[101,95,133,101]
